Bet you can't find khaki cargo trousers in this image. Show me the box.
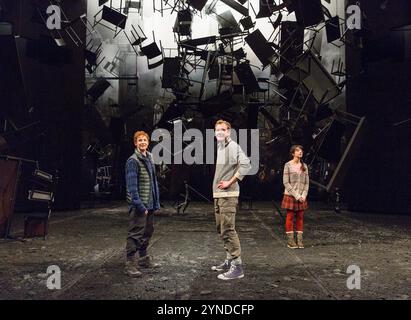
[214,197,241,259]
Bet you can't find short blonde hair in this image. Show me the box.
[215,119,231,130]
[134,131,150,143]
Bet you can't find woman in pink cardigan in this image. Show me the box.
[281,145,309,249]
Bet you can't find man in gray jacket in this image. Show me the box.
[211,119,251,280]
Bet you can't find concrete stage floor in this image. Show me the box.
[0,202,410,300]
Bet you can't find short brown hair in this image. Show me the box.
[215,119,231,130]
[134,131,150,143]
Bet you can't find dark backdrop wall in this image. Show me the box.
[0,0,86,210]
[345,0,411,213]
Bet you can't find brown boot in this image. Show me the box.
[286,232,298,249]
[296,231,304,249]
[138,255,160,269]
[125,259,142,277]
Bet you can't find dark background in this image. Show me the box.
[345,0,411,213]
[0,0,86,210]
[0,0,410,214]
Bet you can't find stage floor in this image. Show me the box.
[0,202,410,300]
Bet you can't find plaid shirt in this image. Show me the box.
[282,160,309,200]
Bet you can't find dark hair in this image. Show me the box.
[290,145,306,172]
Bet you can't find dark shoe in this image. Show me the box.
[124,260,142,277]
[211,259,231,272]
[217,263,244,280]
[286,232,298,249]
[138,255,160,268]
[296,232,304,249]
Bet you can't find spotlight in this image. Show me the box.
[0,22,12,35]
[33,169,54,183]
[28,190,54,202]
